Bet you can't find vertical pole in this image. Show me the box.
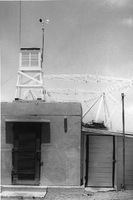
[40,20,45,100]
[42,29,45,100]
[112,136,116,188]
[85,135,89,186]
[41,25,44,66]
[121,93,125,190]
[40,18,49,67]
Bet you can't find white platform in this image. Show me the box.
[0,191,46,198]
[0,185,47,198]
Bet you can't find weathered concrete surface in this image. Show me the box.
[1,185,47,198]
[1,101,82,116]
[1,101,82,186]
[117,137,133,190]
[40,116,81,185]
[0,191,46,198]
[1,151,12,185]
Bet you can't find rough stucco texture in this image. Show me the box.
[117,137,133,190]
[1,101,82,186]
[40,116,81,186]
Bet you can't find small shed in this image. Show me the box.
[82,126,133,190]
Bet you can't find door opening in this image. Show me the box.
[12,122,41,185]
[85,135,115,187]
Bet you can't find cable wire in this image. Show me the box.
[2,74,16,86]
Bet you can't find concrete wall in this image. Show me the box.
[117,136,133,190]
[1,101,82,186]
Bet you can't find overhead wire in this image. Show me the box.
[1,74,16,86]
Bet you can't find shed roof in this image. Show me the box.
[82,127,133,138]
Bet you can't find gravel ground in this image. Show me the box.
[1,189,133,200]
[45,189,133,200]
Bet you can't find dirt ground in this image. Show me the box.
[1,189,133,200]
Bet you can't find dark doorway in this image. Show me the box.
[12,122,41,185]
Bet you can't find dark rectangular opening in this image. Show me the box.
[5,120,50,185]
[6,121,50,144]
[12,122,41,184]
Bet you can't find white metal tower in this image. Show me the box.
[15,48,45,100]
[15,19,49,100]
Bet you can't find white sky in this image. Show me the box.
[1,0,133,132]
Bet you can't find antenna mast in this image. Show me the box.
[39,19,49,67]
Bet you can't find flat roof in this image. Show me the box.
[82,127,133,138]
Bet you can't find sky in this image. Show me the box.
[0,0,133,132]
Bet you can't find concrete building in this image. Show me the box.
[1,101,82,186]
[1,101,133,190]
